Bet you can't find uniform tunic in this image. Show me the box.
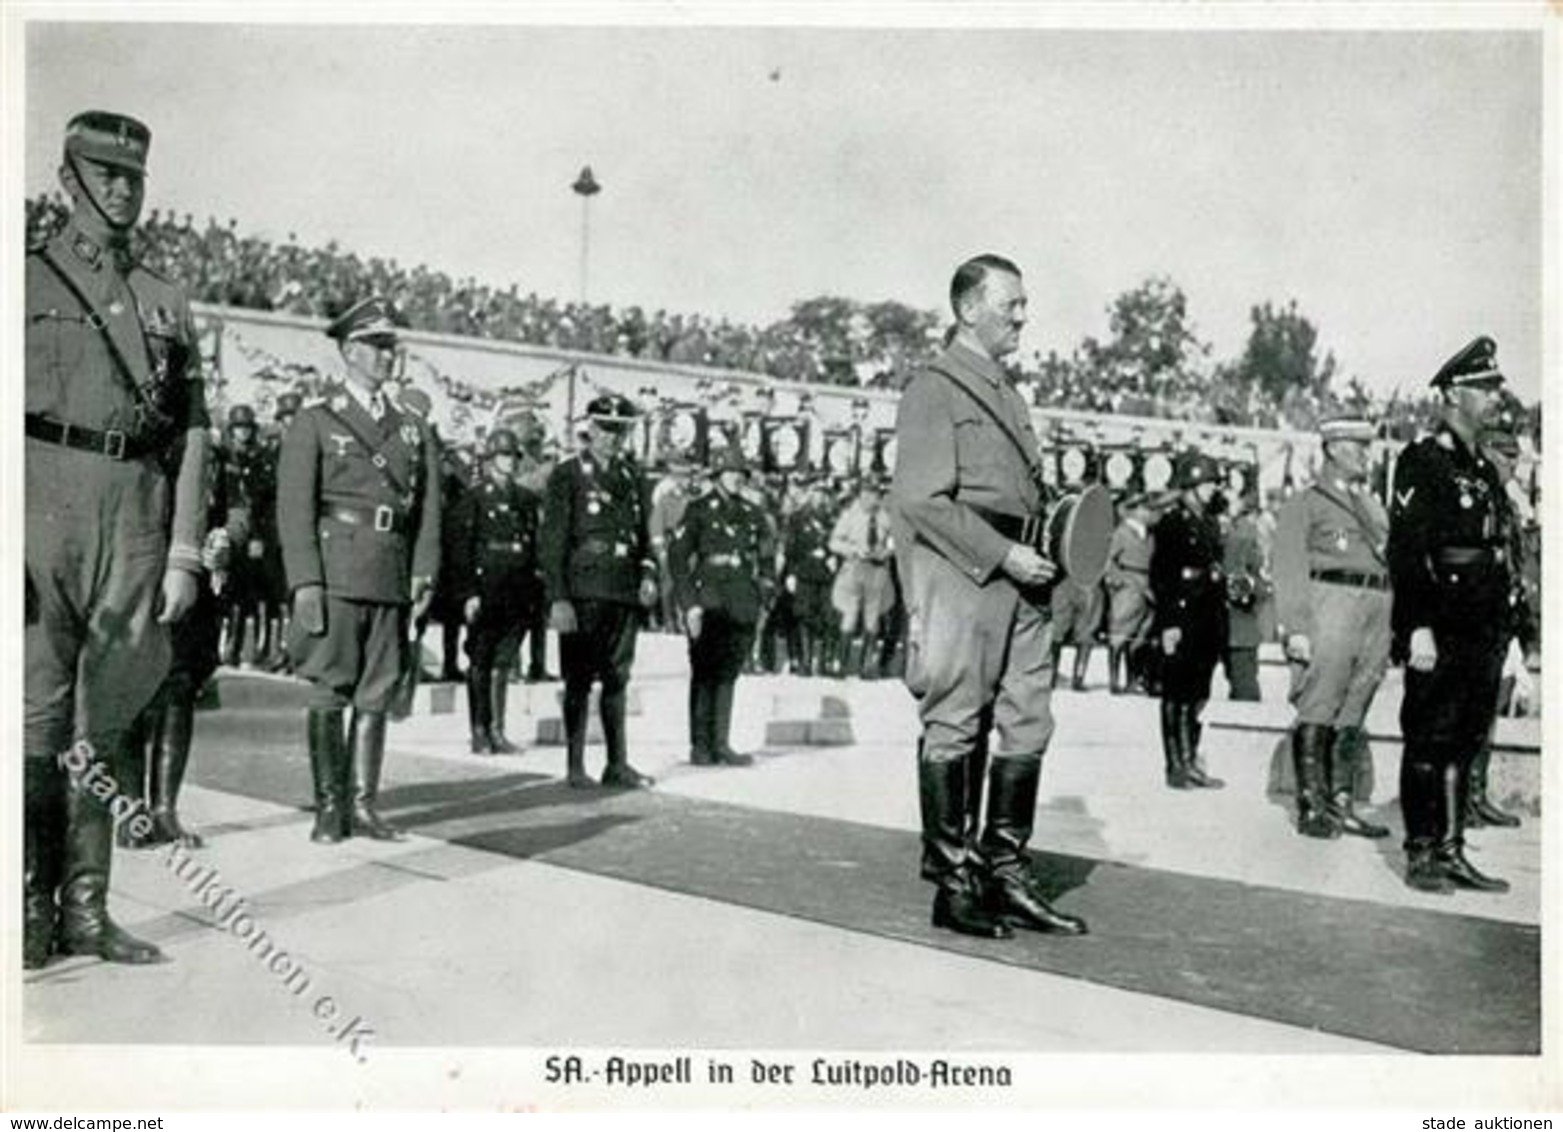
[1149,501,1227,703]
[1271,469,1392,728]
[1104,516,1154,648]
[25,219,210,759]
[670,486,775,685]
[219,439,277,620]
[829,500,895,632]
[451,474,540,672]
[276,386,442,710]
[783,505,838,630]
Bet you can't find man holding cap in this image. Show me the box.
[1387,336,1514,893]
[1271,414,1393,841]
[540,393,660,789]
[25,111,210,968]
[276,296,442,843]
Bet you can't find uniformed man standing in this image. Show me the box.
[891,254,1087,941]
[1388,337,1515,893]
[260,392,301,672]
[1103,493,1156,695]
[25,111,210,968]
[276,297,441,843]
[1221,490,1267,702]
[540,394,660,789]
[1271,415,1393,840]
[1049,576,1103,692]
[828,480,894,678]
[781,477,840,676]
[1149,454,1228,791]
[218,403,277,667]
[452,428,540,755]
[670,446,775,766]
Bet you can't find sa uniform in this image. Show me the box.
[25,112,210,969]
[780,488,839,676]
[276,298,441,843]
[1221,506,1267,701]
[1103,501,1155,694]
[1388,336,1514,893]
[669,451,776,766]
[1271,416,1393,840]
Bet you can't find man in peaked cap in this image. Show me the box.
[276,295,441,844]
[540,393,660,788]
[219,404,277,668]
[1272,413,1393,841]
[1103,493,1157,695]
[25,111,210,969]
[1149,451,1228,792]
[1386,335,1513,893]
[669,444,775,767]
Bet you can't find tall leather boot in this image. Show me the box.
[308,707,348,843]
[1435,760,1508,892]
[1180,701,1224,789]
[349,710,405,841]
[1160,699,1191,789]
[1049,644,1064,690]
[599,684,653,788]
[1467,736,1520,828]
[24,760,63,970]
[710,679,753,766]
[979,758,1087,935]
[221,605,242,668]
[1108,645,1126,695]
[467,667,494,754]
[56,741,166,964]
[919,756,1011,939]
[442,621,463,683]
[147,681,204,848]
[841,633,862,679]
[488,669,519,754]
[1071,644,1092,692]
[858,633,880,681]
[115,700,155,849]
[1328,726,1388,838]
[1401,742,1453,893]
[562,683,593,787]
[689,679,714,765]
[1292,724,1341,839]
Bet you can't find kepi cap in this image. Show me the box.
[1431,336,1505,390]
[1318,414,1376,444]
[64,111,151,175]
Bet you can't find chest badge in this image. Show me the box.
[328,434,354,458]
[1334,532,1349,552]
[1460,493,1473,510]
[587,501,602,516]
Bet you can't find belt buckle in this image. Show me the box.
[103,429,127,459]
[373,505,394,532]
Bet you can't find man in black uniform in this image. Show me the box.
[780,477,839,676]
[25,111,210,968]
[276,297,441,843]
[260,392,301,671]
[1388,336,1513,893]
[218,403,276,667]
[540,394,660,789]
[452,428,541,754]
[670,446,775,766]
[1149,452,1228,791]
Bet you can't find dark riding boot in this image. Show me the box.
[1108,645,1126,695]
[1071,644,1092,692]
[56,742,167,964]
[1180,701,1224,789]
[980,758,1087,935]
[488,669,519,754]
[1328,726,1388,838]
[1435,761,1508,893]
[710,680,753,766]
[600,685,653,788]
[1466,737,1520,828]
[1160,699,1191,789]
[563,683,594,787]
[115,702,155,849]
[441,622,463,683]
[350,710,405,841]
[1049,644,1064,690]
[1400,740,1452,892]
[148,684,204,848]
[24,760,64,970]
[919,757,1011,939]
[308,708,348,843]
[689,680,714,765]
[1292,724,1341,839]
[466,667,494,754]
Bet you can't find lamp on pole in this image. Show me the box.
[571,165,601,303]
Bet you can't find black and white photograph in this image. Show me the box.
[4,0,1556,1116]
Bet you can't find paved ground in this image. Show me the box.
[11,635,1549,1111]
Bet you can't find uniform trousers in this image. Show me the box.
[1288,582,1391,727]
[289,596,409,712]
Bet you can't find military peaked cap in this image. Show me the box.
[1431,336,1505,390]
[64,111,151,174]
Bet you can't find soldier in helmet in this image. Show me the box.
[260,391,303,672]
[25,111,211,968]
[1149,452,1228,791]
[276,296,441,843]
[669,445,775,766]
[1388,336,1516,893]
[780,475,840,676]
[451,427,541,754]
[218,403,277,667]
[540,393,660,788]
[1271,414,1393,841]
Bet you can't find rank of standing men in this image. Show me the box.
[276,296,442,844]
[1271,414,1393,841]
[1387,336,1515,894]
[540,394,659,789]
[451,427,541,755]
[669,445,776,766]
[25,111,210,969]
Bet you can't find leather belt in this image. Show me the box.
[25,413,152,461]
[1433,547,1505,567]
[969,503,1043,548]
[1311,568,1389,591]
[485,539,529,553]
[323,503,407,534]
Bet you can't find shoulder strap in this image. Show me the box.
[926,362,1048,496]
[36,245,159,412]
[1309,481,1388,567]
[319,403,414,497]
